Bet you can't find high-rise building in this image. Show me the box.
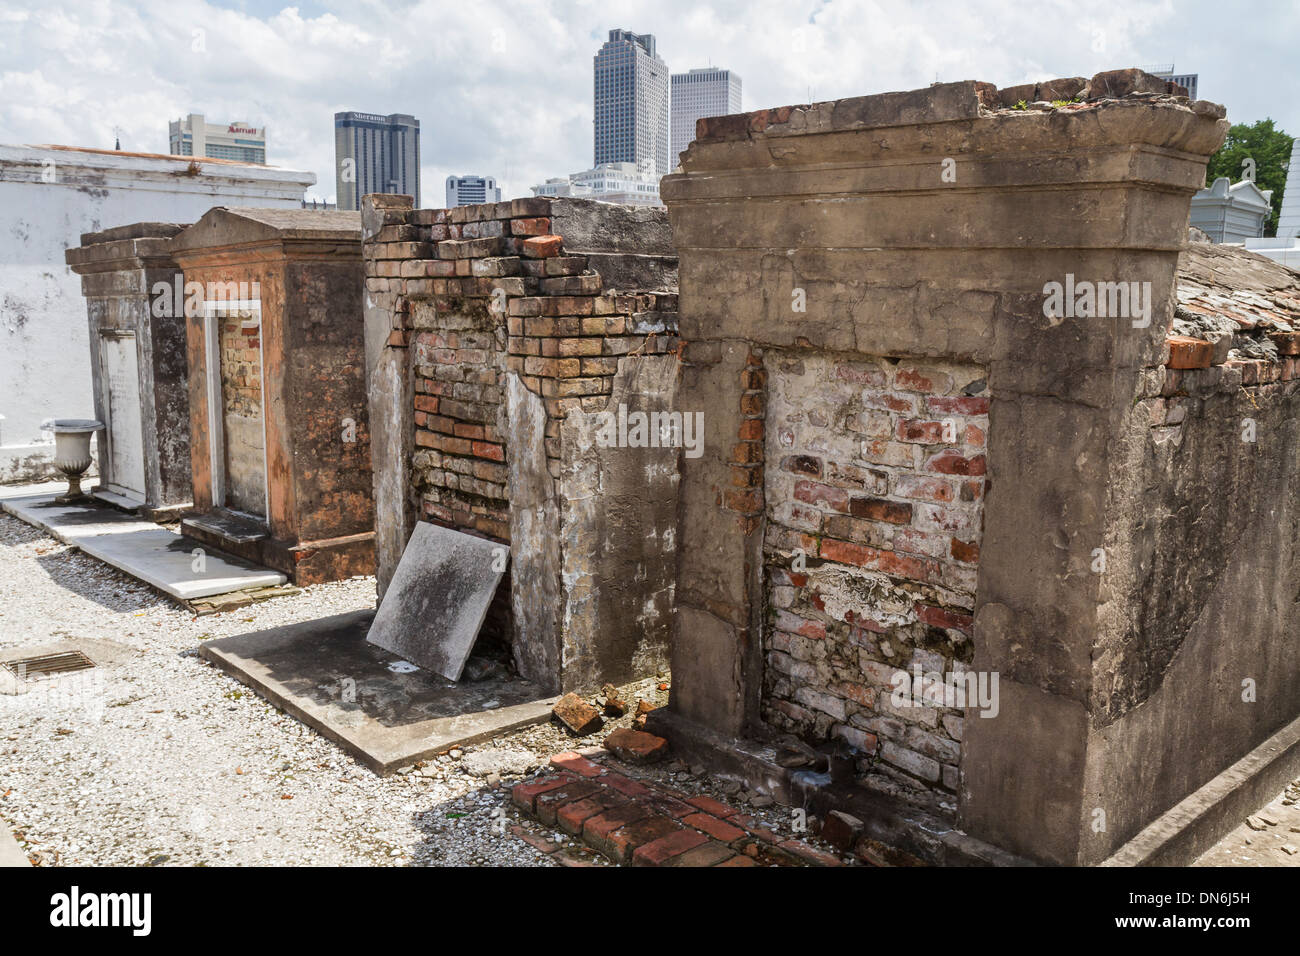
[1148,64,1198,101]
[670,67,742,168]
[168,113,266,164]
[446,175,501,208]
[334,111,420,211]
[594,29,670,179]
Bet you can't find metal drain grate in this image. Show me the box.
[2,650,96,681]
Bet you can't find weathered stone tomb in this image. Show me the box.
[65,222,193,519]
[170,207,375,584]
[360,195,679,694]
[650,71,1300,866]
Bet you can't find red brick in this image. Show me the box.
[511,774,574,812]
[667,841,737,867]
[684,811,746,843]
[925,449,986,476]
[550,751,603,778]
[600,815,683,864]
[897,419,946,443]
[535,780,602,826]
[849,497,912,524]
[583,803,655,858]
[926,395,990,415]
[950,538,980,563]
[914,603,974,632]
[733,814,782,843]
[1269,331,1300,356]
[632,827,709,866]
[780,455,822,477]
[1166,335,1213,370]
[685,795,739,818]
[557,793,626,836]
[895,366,953,393]
[794,480,849,512]
[601,771,653,798]
[778,839,843,866]
[895,475,954,502]
[834,363,888,386]
[522,234,564,258]
[716,854,758,866]
[643,790,698,819]
[472,440,505,462]
[603,728,670,764]
[510,217,552,236]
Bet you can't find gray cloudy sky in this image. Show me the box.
[1,0,1295,202]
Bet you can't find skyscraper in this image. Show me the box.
[593,29,670,179]
[670,67,742,168]
[446,175,501,208]
[334,111,420,211]
[169,114,267,164]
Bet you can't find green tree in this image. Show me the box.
[1204,119,1294,236]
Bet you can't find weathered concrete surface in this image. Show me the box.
[366,522,506,681]
[1103,712,1300,866]
[550,198,678,292]
[660,74,1233,865]
[558,354,679,692]
[361,194,417,601]
[201,610,558,774]
[2,492,285,599]
[505,370,563,689]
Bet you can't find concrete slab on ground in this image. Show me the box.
[0,828,30,867]
[0,493,285,600]
[366,522,506,681]
[200,609,558,774]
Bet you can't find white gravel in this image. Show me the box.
[0,511,560,866]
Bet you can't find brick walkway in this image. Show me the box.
[510,752,842,867]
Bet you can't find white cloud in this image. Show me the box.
[0,0,1294,205]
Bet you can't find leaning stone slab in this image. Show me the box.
[365,522,507,681]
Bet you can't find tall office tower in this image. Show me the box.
[670,67,742,168]
[446,175,502,207]
[333,111,420,211]
[1148,64,1198,101]
[168,114,267,164]
[593,29,671,179]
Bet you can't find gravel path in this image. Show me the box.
[0,511,561,866]
[0,508,819,867]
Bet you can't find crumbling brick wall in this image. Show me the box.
[762,353,986,805]
[362,195,680,693]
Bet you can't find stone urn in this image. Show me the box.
[49,419,104,503]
